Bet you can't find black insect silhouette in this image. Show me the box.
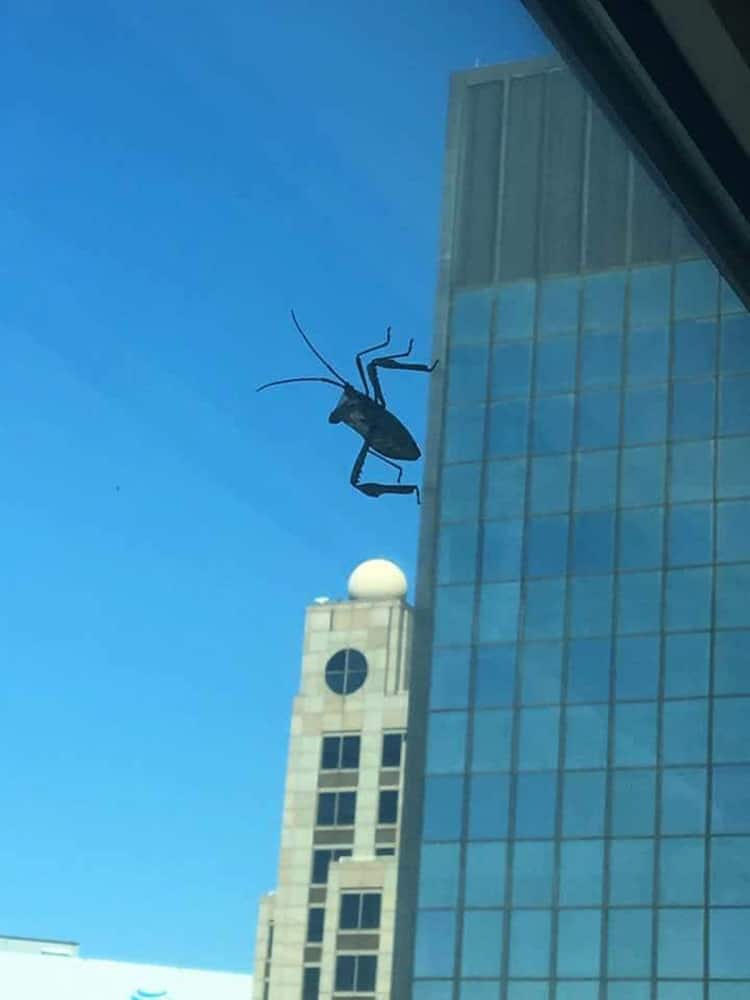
[257,311,438,502]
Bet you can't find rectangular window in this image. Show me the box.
[311,848,352,885]
[382,732,405,767]
[306,907,325,943]
[320,734,361,771]
[316,791,356,827]
[378,789,399,824]
[340,891,382,930]
[302,967,320,1000]
[334,954,377,993]
[375,847,395,857]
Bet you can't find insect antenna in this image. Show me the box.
[290,309,348,384]
[256,376,344,393]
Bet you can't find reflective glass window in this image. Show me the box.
[438,521,479,584]
[469,774,510,839]
[572,509,614,574]
[716,564,750,628]
[532,394,574,454]
[536,336,577,393]
[567,637,611,703]
[422,775,464,841]
[624,384,668,445]
[618,507,664,570]
[539,276,579,335]
[671,379,716,440]
[630,265,671,326]
[666,567,713,631]
[661,768,707,835]
[556,910,601,978]
[670,439,714,502]
[426,712,467,774]
[615,635,659,699]
[609,839,654,904]
[507,985,550,1000]
[559,839,604,905]
[717,436,750,498]
[581,332,622,387]
[712,765,750,833]
[479,582,520,643]
[614,702,657,766]
[519,641,562,705]
[720,313,750,372]
[612,769,655,836]
[512,841,554,906]
[527,516,568,577]
[664,633,710,698]
[491,341,532,398]
[471,709,512,772]
[574,449,618,510]
[711,836,750,904]
[658,909,704,978]
[523,578,565,640]
[627,325,669,383]
[460,982,501,1000]
[675,257,719,317]
[413,983,452,1000]
[465,841,506,906]
[620,445,666,507]
[718,500,750,562]
[508,910,551,977]
[558,986,599,1000]
[488,399,529,457]
[434,585,474,647]
[564,705,608,769]
[449,343,490,403]
[569,576,613,636]
[430,647,470,710]
[515,772,557,838]
[577,389,620,450]
[419,843,461,908]
[497,282,535,340]
[662,700,709,764]
[475,644,516,707]
[583,270,626,330]
[441,462,481,523]
[461,910,503,978]
[660,837,705,905]
[452,288,493,344]
[715,631,750,694]
[668,503,713,565]
[672,318,717,377]
[607,908,652,977]
[483,519,523,581]
[710,909,750,978]
[617,571,661,634]
[484,458,527,519]
[562,770,605,837]
[518,707,559,771]
[608,986,650,1000]
[530,454,571,515]
[721,278,746,314]
[445,405,485,463]
[414,910,456,978]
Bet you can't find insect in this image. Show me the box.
[257,311,438,502]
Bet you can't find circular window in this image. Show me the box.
[325,648,368,695]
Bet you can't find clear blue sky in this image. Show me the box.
[1,0,550,974]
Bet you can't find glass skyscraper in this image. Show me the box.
[394,56,750,1000]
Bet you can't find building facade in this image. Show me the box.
[394,57,750,1000]
[252,559,412,1000]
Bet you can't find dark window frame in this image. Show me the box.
[334,954,378,993]
[311,848,352,885]
[339,891,382,931]
[306,907,325,943]
[325,648,368,695]
[381,732,405,768]
[302,966,320,1000]
[378,789,399,825]
[321,734,361,771]
[316,791,357,827]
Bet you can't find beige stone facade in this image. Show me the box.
[252,575,412,1000]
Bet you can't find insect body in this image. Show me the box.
[257,311,438,502]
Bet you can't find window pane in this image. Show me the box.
[662,700,709,764]
[519,641,562,705]
[361,893,380,930]
[607,908,652,977]
[523,578,565,640]
[335,955,355,991]
[491,342,532,398]
[317,793,335,826]
[449,343,489,403]
[658,909,704,978]
[303,967,320,1000]
[609,840,654,904]
[671,379,715,439]
[556,910,601,978]
[419,843,460,908]
[532,395,574,454]
[675,258,718,318]
[721,313,750,372]
[469,774,510,839]
[378,790,398,824]
[624,384,668,445]
[488,399,529,457]
[414,983,452,1000]
[338,792,356,825]
[615,635,660,699]
[575,449,618,509]
[614,703,657,765]
[438,521,479,584]
[452,288,493,344]
[434,585,474,646]
[612,770,655,836]
[530,454,571,514]
[666,567,712,631]
[720,374,750,435]
[710,909,750,978]
[583,270,626,330]
[630,265,670,326]
[569,576,613,636]
[627,325,668,383]
[572,509,614,574]
[567,637,610,703]
[339,894,360,930]
[414,910,456,978]
[668,504,713,566]
[660,838,705,905]
[718,500,750,563]
[341,736,360,769]
[581,332,622,387]
[321,737,340,770]
[422,775,463,840]
[497,281,535,340]
[474,644,516,707]
[518,707,560,771]
[618,507,664,570]
[431,649,470,710]
[426,712,467,774]
[479,582,520,643]
[307,907,324,942]
[465,841,506,906]
[716,564,750,628]
[445,405,485,463]
[515,772,557,838]
[714,698,750,762]
[536,336,577,393]
[559,839,604,905]
[664,633,710,697]
[356,955,377,992]
[712,765,750,833]
[620,445,666,506]
[512,841,554,906]
[526,515,569,577]
[484,458,526,519]
[672,318,717,377]
[711,836,750,904]
[617,571,661,634]
[661,768,707,834]
[509,911,551,977]
[563,771,605,837]
[670,439,714,502]
[441,462,481,522]
[577,389,620,450]
[715,631,750,694]
[539,276,579,335]
[565,705,608,768]
[471,709,512,772]
[717,436,750,498]
[461,910,503,977]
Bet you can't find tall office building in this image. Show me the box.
[253,558,412,1000]
[394,56,750,999]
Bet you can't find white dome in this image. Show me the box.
[347,559,408,601]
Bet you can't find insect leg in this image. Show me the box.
[354,328,391,395]
[366,341,438,405]
[350,441,420,503]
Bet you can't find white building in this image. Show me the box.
[0,935,252,1000]
[252,559,412,1000]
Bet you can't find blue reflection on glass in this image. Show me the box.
[449,343,490,403]
[612,770,656,835]
[523,578,565,640]
[438,521,479,584]
[465,841,506,906]
[710,909,750,978]
[520,642,562,705]
[475,644,516,707]
[435,585,475,646]
[492,342,532,398]
[577,389,620,450]
[721,279,746,314]
[441,462,482,522]
[479,582,520,643]
[414,910,457,977]
[575,450,617,509]
[620,445,666,507]
[664,633,710,697]
[668,504,713,565]
[527,516,568,577]
[532,395,574,454]
[569,577,614,637]
[572,509,614,574]
[445,406,485,463]
[565,705,608,768]
[581,332,622,387]
[567,637,611,703]
[509,911,551,977]
[720,313,750,372]
[714,701,750,762]
[660,837,705,905]
[471,709,512,772]
[609,840,654,904]
[658,909,704,977]
[583,270,626,330]
[670,440,714,502]
[716,564,750,628]
[539,276,579,335]
[512,841,554,905]
[460,981,501,1000]
[530,454,571,515]
[715,631,750,694]
[518,707,559,770]
[614,703,657,765]
[619,507,664,571]
[608,986,650,1000]
[563,770,605,836]
[556,910,601,977]
[718,500,750,562]
[507,985,550,1000]
[607,908,652,976]
[469,774,510,839]
[483,519,523,581]
[413,982,452,1000]
[515,772,557,837]
[717,436,750,498]
[497,282,535,340]
[461,910,503,977]
[661,768,707,834]
[672,319,717,378]
[426,711,467,774]
[484,458,527,519]
[431,647,471,709]
[423,775,464,840]
[452,288,493,344]
[631,265,671,327]
[627,326,669,383]
[666,567,712,631]
[721,375,750,434]
[559,840,604,905]
[711,836,750,904]
[536,336,577,393]
[624,384,668,445]
[615,635,659,699]
[675,258,718,318]
[617,571,661,634]
[662,700,709,764]
[672,379,716,439]
[419,842,461,907]
[488,399,529,457]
